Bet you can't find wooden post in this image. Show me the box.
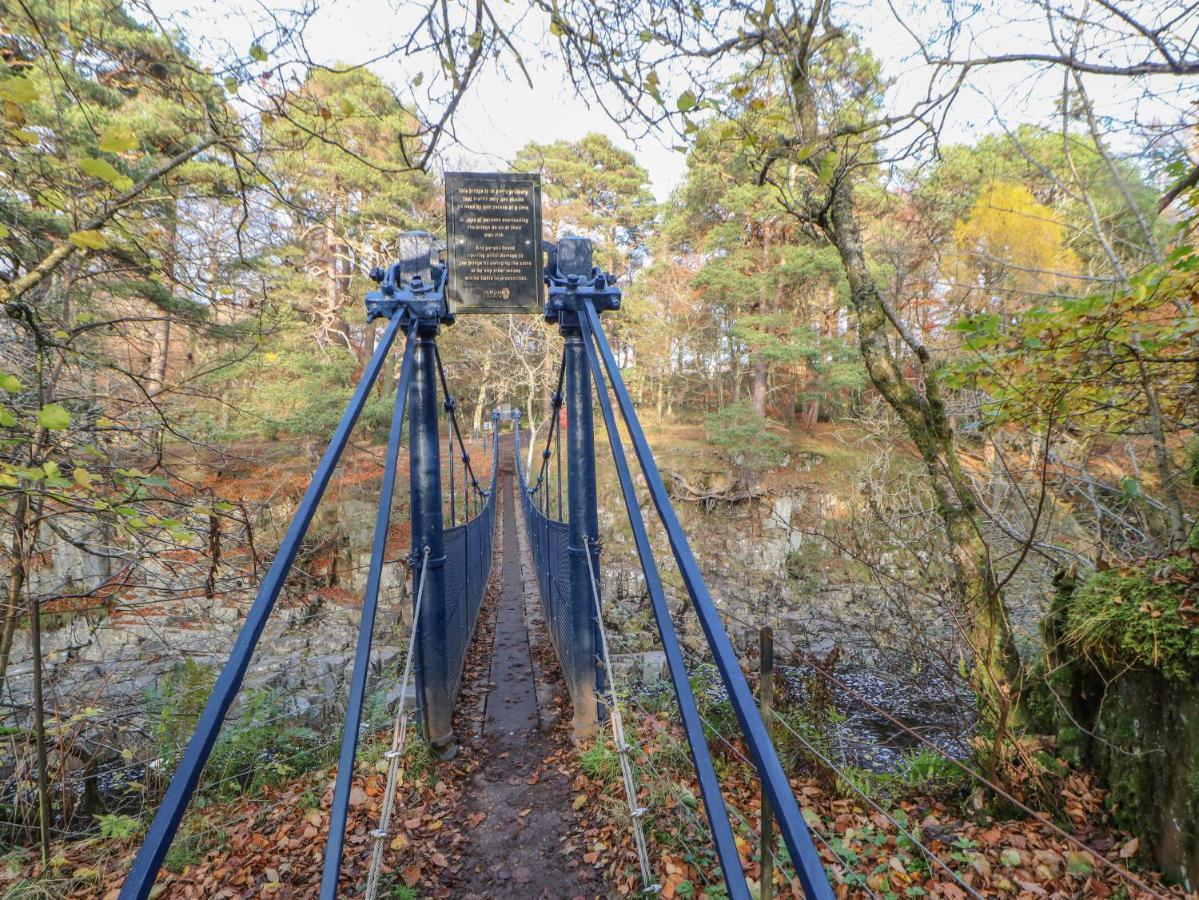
[759,626,774,899]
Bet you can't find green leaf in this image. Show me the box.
[224,76,238,94]
[338,98,355,115]
[1066,853,1094,876]
[676,90,697,112]
[818,151,839,185]
[0,406,14,428]
[0,77,37,105]
[249,43,268,62]
[37,403,70,430]
[69,230,108,251]
[0,224,8,239]
[79,156,133,190]
[0,374,20,393]
[412,71,424,88]
[98,124,138,153]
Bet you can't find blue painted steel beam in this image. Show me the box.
[563,325,601,735]
[319,329,416,898]
[577,316,750,898]
[580,304,833,900]
[410,324,453,755]
[121,313,407,900]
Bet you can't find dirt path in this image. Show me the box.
[451,452,605,899]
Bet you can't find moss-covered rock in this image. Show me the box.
[1057,557,1199,681]
[1031,556,1199,889]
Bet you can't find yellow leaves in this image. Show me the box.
[69,229,108,251]
[572,793,588,810]
[0,76,37,105]
[98,124,138,153]
[79,156,133,190]
[37,402,70,430]
[951,180,1081,302]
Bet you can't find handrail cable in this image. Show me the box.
[570,321,752,897]
[580,302,833,900]
[120,312,408,900]
[364,546,433,900]
[527,353,567,504]
[320,328,417,897]
[583,539,659,894]
[432,343,490,510]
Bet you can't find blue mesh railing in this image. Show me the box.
[513,297,833,900]
[514,431,579,700]
[443,431,498,699]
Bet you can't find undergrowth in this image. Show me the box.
[1059,555,1198,681]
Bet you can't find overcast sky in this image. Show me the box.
[154,0,1190,201]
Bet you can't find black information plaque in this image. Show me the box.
[445,172,544,314]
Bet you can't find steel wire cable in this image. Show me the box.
[584,540,658,894]
[363,547,432,900]
[668,640,982,899]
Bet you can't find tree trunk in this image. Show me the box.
[0,493,29,687]
[750,361,768,416]
[542,343,555,419]
[821,161,1023,722]
[750,223,773,417]
[801,399,819,428]
[147,207,177,398]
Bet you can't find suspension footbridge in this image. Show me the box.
[117,179,837,899]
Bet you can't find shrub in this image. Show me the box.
[145,661,324,800]
[702,402,786,485]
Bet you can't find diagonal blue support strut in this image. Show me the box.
[580,303,834,900]
[319,327,416,898]
[577,314,750,897]
[121,313,407,900]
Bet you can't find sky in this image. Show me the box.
[152,0,1192,201]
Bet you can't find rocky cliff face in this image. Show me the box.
[1033,561,1199,889]
[3,467,412,832]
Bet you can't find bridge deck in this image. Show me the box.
[452,446,605,898]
